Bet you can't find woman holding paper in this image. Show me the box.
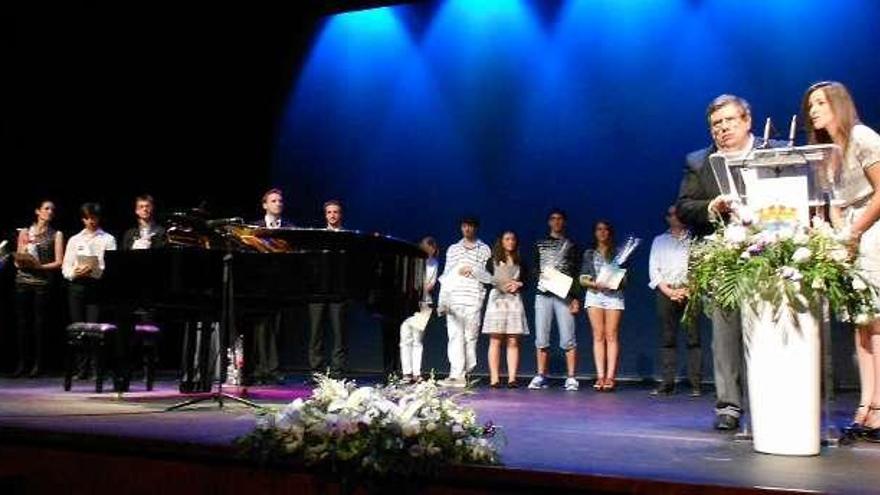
[13,200,64,377]
[803,81,880,441]
[478,231,529,388]
[580,220,625,391]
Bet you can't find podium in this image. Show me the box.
[709,144,842,456]
[709,144,844,226]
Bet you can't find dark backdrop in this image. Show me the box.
[4,1,879,384]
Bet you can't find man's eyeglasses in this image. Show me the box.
[711,115,745,130]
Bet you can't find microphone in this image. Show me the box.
[761,117,771,148]
[787,114,797,147]
[205,217,245,228]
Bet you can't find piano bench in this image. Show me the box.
[63,323,118,393]
[134,324,161,391]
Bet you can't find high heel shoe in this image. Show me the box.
[593,377,605,391]
[863,405,880,443]
[842,404,868,437]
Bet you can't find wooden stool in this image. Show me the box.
[63,322,118,393]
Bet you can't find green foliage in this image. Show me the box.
[685,224,879,327]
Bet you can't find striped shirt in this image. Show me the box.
[439,239,491,307]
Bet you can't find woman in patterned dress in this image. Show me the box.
[478,231,529,388]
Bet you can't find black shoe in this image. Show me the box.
[27,366,42,378]
[714,414,739,431]
[650,383,675,396]
[12,365,25,378]
[864,427,880,443]
[489,382,502,389]
[507,380,519,389]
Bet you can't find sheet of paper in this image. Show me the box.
[538,266,573,299]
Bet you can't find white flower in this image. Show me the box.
[425,422,437,432]
[780,266,803,281]
[830,248,849,263]
[740,251,751,260]
[401,420,421,438]
[777,227,794,241]
[276,398,305,429]
[853,278,868,291]
[724,225,748,244]
[792,247,811,264]
[855,313,872,325]
[811,278,825,290]
[793,230,810,245]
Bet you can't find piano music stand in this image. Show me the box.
[166,239,262,412]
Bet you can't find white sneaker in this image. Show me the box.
[438,377,467,388]
[564,377,579,391]
[527,375,548,389]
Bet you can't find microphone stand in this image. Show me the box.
[166,228,261,411]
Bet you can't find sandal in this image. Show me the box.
[863,405,880,443]
[593,377,605,391]
[602,377,617,392]
[842,404,868,437]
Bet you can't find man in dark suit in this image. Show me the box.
[117,194,166,390]
[244,188,294,384]
[308,200,348,378]
[677,94,783,431]
[121,194,166,250]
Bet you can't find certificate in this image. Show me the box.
[538,266,573,299]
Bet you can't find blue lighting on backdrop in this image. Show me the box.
[274,0,880,376]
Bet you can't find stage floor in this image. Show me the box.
[1,376,879,494]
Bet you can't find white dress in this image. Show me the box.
[840,124,880,301]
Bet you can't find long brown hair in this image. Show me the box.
[592,220,615,261]
[802,81,861,151]
[491,230,521,266]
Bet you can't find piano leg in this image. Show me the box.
[380,317,402,379]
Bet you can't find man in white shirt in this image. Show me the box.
[437,216,491,388]
[62,202,117,378]
[648,205,699,397]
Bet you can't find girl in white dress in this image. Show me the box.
[803,81,880,441]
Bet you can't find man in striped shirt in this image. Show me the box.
[437,217,491,388]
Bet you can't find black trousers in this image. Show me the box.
[15,283,51,373]
[308,301,348,374]
[68,279,101,324]
[239,311,280,381]
[656,291,701,387]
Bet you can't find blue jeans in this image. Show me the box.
[534,293,576,350]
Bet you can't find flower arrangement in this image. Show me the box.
[685,218,880,325]
[238,374,502,482]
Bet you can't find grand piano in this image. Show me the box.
[102,215,426,388]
